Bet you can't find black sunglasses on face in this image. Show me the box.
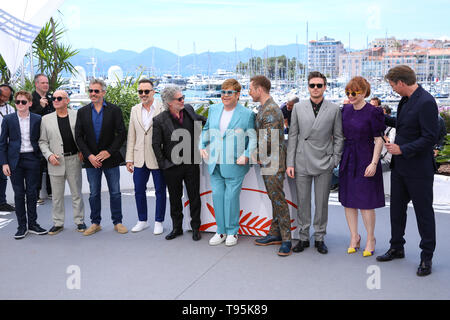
[309,83,324,89]
[52,96,65,101]
[138,89,153,95]
[89,89,101,94]
[175,95,185,102]
[15,100,28,105]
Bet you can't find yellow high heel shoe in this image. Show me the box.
[347,235,361,254]
[363,238,376,257]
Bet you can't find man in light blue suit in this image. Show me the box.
[200,79,256,246]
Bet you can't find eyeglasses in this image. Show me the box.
[345,91,362,97]
[221,90,238,96]
[52,96,65,101]
[138,89,153,95]
[89,89,101,94]
[15,100,28,105]
[174,95,185,102]
[309,83,324,89]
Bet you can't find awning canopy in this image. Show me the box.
[0,0,65,77]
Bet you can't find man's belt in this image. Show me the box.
[63,151,78,156]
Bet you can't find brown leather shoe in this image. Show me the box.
[114,223,128,234]
[83,224,101,236]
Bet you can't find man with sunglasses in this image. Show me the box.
[377,65,439,277]
[39,90,86,235]
[126,79,167,235]
[286,71,344,254]
[0,84,16,212]
[200,79,257,247]
[30,74,54,205]
[0,91,47,239]
[152,85,206,241]
[75,79,127,236]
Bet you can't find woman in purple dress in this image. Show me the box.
[339,77,385,257]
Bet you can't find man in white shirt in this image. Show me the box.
[0,84,16,212]
[0,91,47,239]
[126,79,167,234]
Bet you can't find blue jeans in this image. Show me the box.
[133,166,166,222]
[86,166,122,225]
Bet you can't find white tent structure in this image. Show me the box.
[0,0,65,78]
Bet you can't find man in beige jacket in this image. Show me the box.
[39,90,85,235]
[126,79,167,234]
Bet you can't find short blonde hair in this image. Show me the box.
[222,78,241,92]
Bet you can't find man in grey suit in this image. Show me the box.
[286,71,344,254]
[39,90,86,235]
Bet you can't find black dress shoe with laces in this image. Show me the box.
[376,248,405,262]
[315,241,328,254]
[292,240,310,253]
[165,229,183,240]
[192,230,201,241]
[417,260,432,277]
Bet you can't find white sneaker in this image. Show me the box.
[225,234,238,246]
[131,221,149,233]
[209,233,226,246]
[153,222,164,235]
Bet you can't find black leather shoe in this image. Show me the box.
[315,241,328,254]
[376,248,405,262]
[292,240,310,253]
[165,229,183,240]
[192,230,201,241]
[417,260,432,277]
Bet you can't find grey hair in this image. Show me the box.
[89,78,107,91]
[161,85,182,110]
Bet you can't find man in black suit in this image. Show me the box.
[152,85,206,241]
[30,74,54,204]
[377,65,439,277]
[75,79,127,236]
[0,91,47,239]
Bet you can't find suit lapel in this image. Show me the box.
[51,112,63,144]
[135,103,146,131]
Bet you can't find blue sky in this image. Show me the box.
[58,0,450,55]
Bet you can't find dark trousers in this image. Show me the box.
[38,157,52,196]
[163,164,201,231]
[390,169,436,261]
[0,170,7,205]
[10,153,40,229]
[133,166,166,222]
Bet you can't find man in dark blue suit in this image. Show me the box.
[376,66,438,277]
[0,91,48,239]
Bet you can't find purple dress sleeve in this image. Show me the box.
[370,105,386,138]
